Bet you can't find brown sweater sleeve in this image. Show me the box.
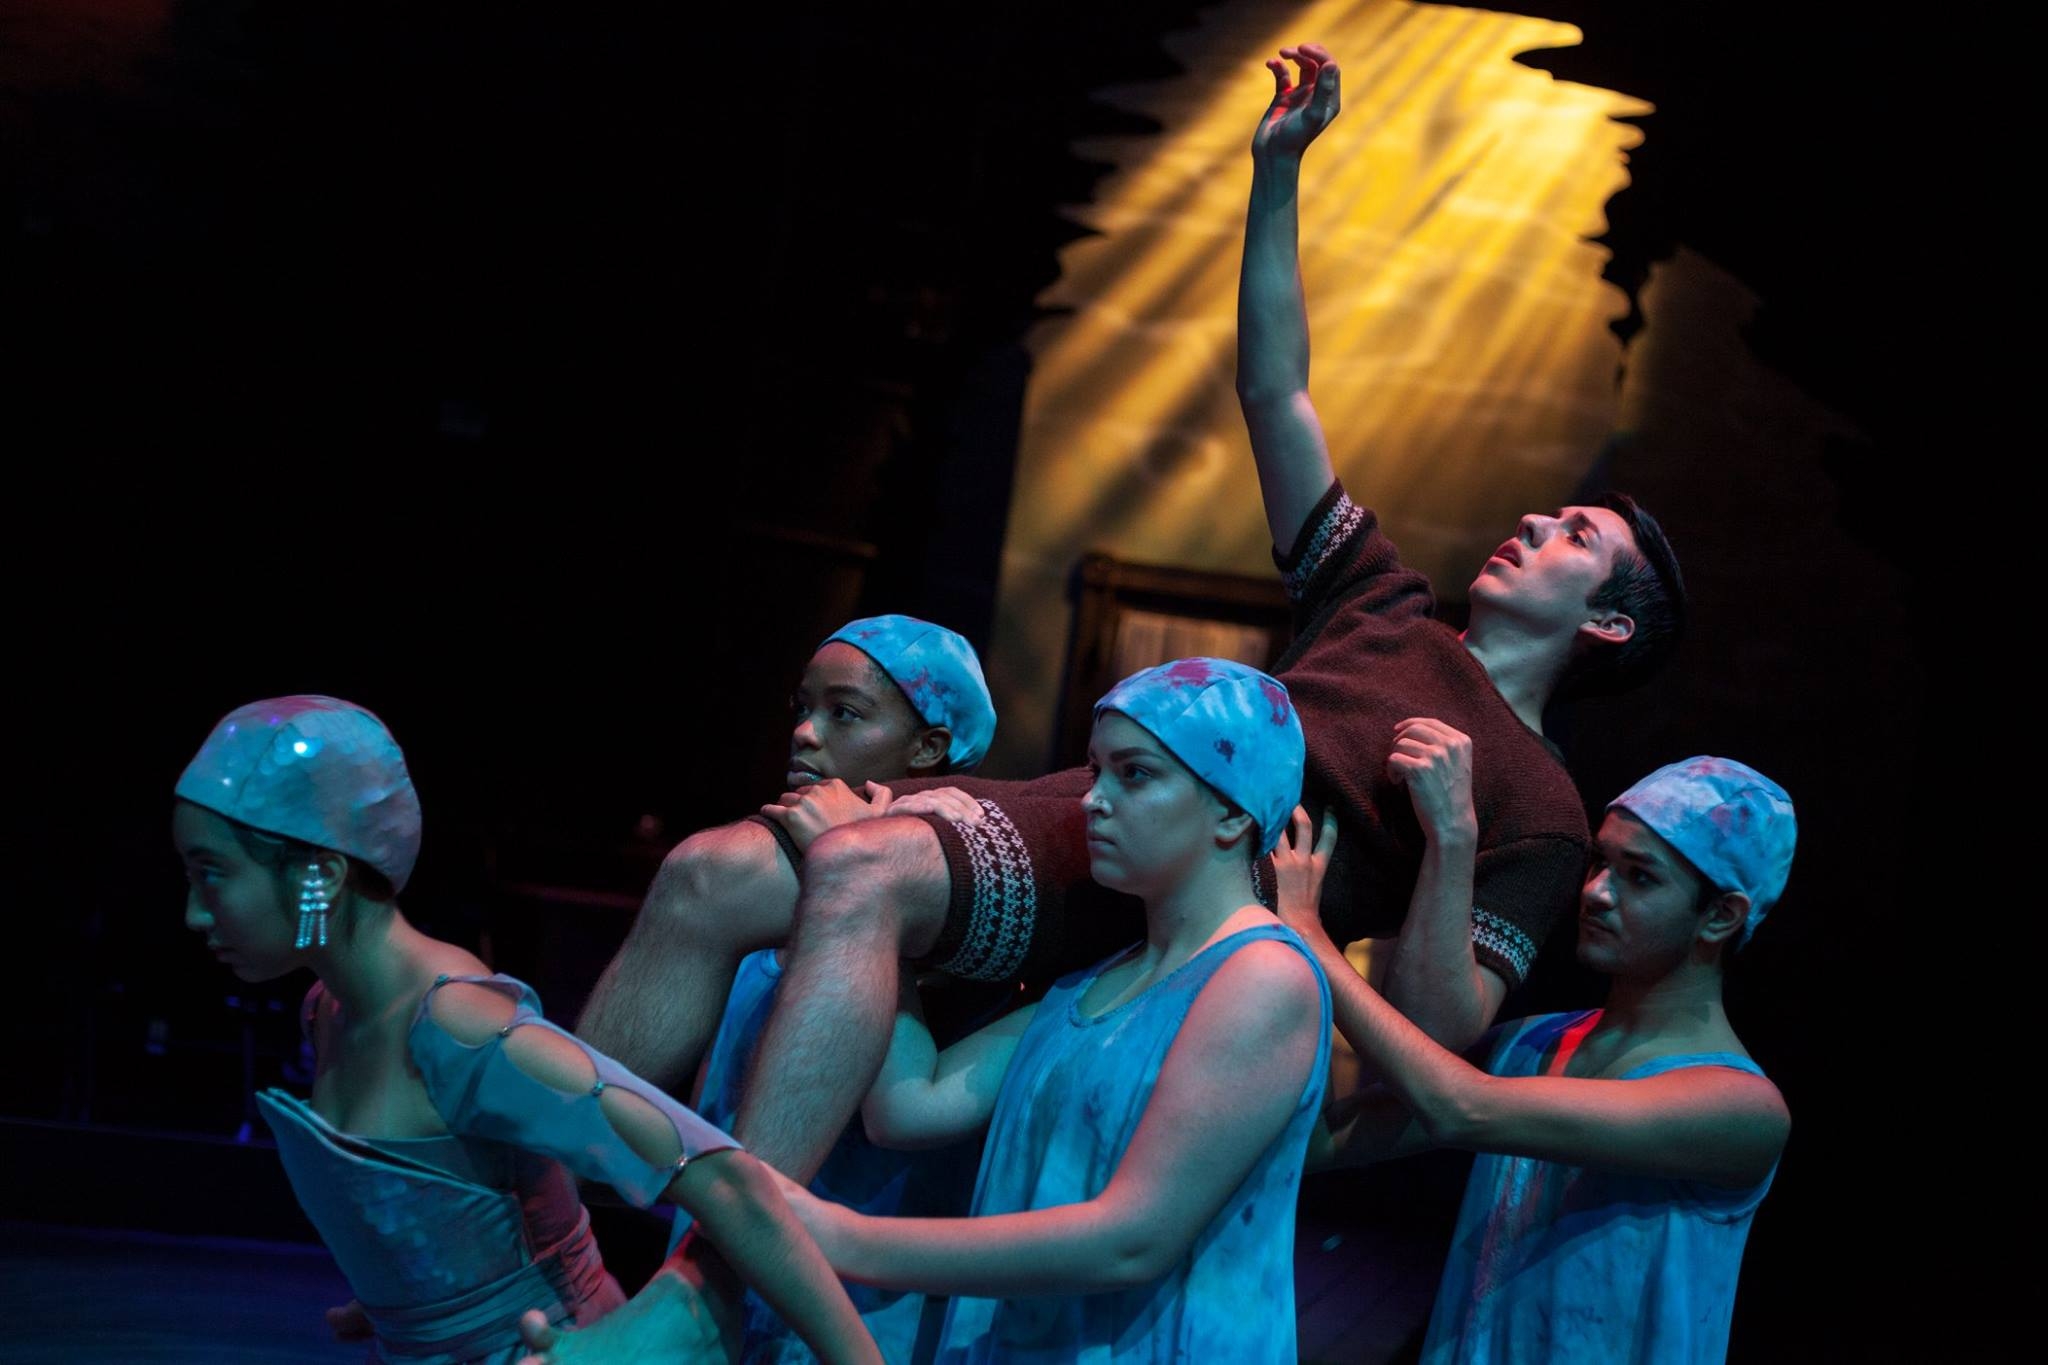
[1271,479,1434,631]
[1469,834,1588,989]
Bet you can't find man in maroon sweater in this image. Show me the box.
[575,42,1685,1187]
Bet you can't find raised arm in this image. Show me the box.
[421,980,879,1365]
[1238,43,1343,552]
[861,977,1036,1150]
[1377,720,1507,1048]
[1269,806,1430,1170]
[1269,735,1501,1067]
[786,943,1322,1297]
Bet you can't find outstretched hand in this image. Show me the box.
[1385,718,1477,845]
[1270,804,1341,959]
[1253,43,1341,160]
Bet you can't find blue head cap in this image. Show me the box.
[1609,756,1796,950]
[1094,658,1305,856]
[824,615,997,771]
[175,696,423,892]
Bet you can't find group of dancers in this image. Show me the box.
[171,45,1795,1364]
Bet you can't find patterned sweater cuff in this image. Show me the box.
[1471,907,1539,989]
[1275,482,1365,603]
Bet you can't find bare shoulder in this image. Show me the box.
[1697,1063,1790,1124]
[1637,1061,1792,1143]
[1191,938,1323,1040]
[419,940,491,980]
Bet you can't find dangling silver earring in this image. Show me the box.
[296,865,331,949]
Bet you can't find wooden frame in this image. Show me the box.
[1051,552,1296,768]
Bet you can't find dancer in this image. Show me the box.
[672,616,999,1362]
[1276,738,1794,1363]
[174,695,878,1364]
[577,615,993,1094]
[775,658,1330,1363]
[572,41,1686,1238]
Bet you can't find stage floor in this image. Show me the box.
[1,1221,360,1365]
[3,1193,1443,1364]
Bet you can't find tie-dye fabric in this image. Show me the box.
[826,616,998,771]
[1609,756,1796,946]
[1421,1012,1776,1365]
[934,923,1330,1364]
[1095,658,1305,855]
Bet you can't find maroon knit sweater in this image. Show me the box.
[1274,481,1589,988]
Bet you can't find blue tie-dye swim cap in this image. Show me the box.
[175,696,423,892]
[1095,658,1305,855]
[824,615,998,771]
[1609,756,1796,949]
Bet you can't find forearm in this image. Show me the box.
[1237,155,1336,548]
[1238,157,1310,405]
[1294,918,1492,1147]
[1383,831,1497,1050]
[680,1153,881,1365]
[828,1199,1170,1298]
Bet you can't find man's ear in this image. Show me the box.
[1698,891,1750,949]
[1578,609,1635,648]
[908,726,953,776]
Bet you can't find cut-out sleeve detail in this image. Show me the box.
[410,973,740,1208]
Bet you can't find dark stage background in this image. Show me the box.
[5,2,1947,1359]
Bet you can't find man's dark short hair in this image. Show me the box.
[1560,492,1687,698]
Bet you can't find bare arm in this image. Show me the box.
[672,1151,880,1365]
[1375,719,1507,1048]
[426,983,879,1365]
[787,943,1322,1297]
[1269,803,1453,1155]
[1238,44,1343,553]
[861,979,1037,1150]
[1265,830,1785,1187]
[1324,984,1786,1188]
[1269,807,1430,1171]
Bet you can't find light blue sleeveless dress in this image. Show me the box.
[934,921,1332,1364]
[1420,1010,1779,1364]
[258,973,737,1364]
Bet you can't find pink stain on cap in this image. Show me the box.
[1259,678,1290,724]
[1161,659,1217,688]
